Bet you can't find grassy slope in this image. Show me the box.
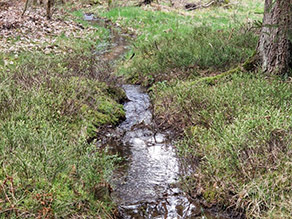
[0,4,125,218]
[100,1,291,218]
[99,1,261,85]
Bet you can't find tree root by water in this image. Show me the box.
[191,51,258,86]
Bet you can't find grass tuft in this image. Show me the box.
[125,26,257,86]
[153,73,292,218]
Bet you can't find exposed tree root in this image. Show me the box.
[191,52,258,85]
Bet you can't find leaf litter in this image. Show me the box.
[0,0,99,55]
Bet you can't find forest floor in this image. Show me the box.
[0,0,126,217]
[1,0,292,218]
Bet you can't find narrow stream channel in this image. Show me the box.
[84,13,230,219]
[111,85,200,218]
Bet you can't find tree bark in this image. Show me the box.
[257,0,292,75]
[47,0,53,20]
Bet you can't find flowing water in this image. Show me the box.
[111,85,201,218]
[84,13,231,219]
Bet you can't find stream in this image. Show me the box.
[111,84,199,218]
[84,13,230,219]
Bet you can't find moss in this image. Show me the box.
[105,85,128,103]
[203,186,218,203]
[194,67,241,86]
[242,50,258,71]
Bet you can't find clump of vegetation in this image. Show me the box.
[152,74,292,218]
[126,26,257,86]
[0,6,125,217]
[99,2,262,86]
[0,52,125,218]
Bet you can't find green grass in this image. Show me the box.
[101,7,195,41]
[96,0,262,86]
[152,73,292,218]
[125,25,257,86]
[2,0,286,218]
[100,0,263,37]
[0,9,125,218]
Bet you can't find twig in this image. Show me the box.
[202,0,215,8]
[0,208,17,214]
[8,177,17,203]
[22,0,30,17]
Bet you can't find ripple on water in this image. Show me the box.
[111,85,200,218]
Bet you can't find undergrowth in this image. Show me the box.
[126,25,258,86]
[99,1,262,86]
[152,74,292,218]
[0,9,125,218]
[2,0,287,218]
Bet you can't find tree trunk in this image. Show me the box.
[257,0,292,75]
[46,0,53,20]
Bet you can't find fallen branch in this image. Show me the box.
[203,1,216,8]
[185,0,223,11]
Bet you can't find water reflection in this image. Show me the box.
[111,85,199,218]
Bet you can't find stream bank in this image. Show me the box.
[85,13,236,219]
